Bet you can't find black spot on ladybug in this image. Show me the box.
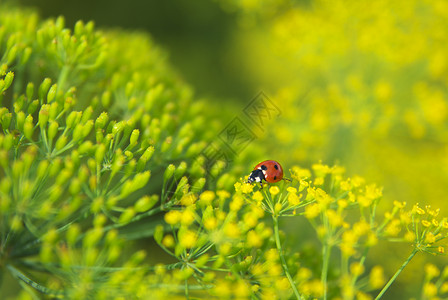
[274,176,277,180]
[274,164,279,170]
[260,165,267,170]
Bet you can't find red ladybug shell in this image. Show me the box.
[252,160,284,183]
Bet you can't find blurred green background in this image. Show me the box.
[10,0,448,298]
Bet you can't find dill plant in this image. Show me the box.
[0,5,235,298]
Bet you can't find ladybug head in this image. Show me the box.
[246,169,265,184]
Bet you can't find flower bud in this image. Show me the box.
[175,161,187,180]
[27,100,39,115]
[1,112,12,129]
[66,111,80,129]
[78,140,93,154]
[101,90,111,108]
[55,134,68,151]
[192,178,206,191]
[23,116,34,139]
[47,83,57,103]
[164,164,175,182]
[81,106,93,124]
[48,102,59,121]
[95,112,109,130]
[112,121,125,135]
[38,78,52,101]
[95,144,106,164]
[26,82,34,100]
[48,121,59,141]
[16,111,26,131]
[119,207,136,224]
[1,71,14,92]
[67,224,81,246]
[129,129,139,146]
[38,104,50,128]
[134,195,159,212]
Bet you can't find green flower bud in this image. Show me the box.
[124,150,133,159]
[69,178,82,195]
[78,165,89,183]
[66,111,80,129]
[141,114,151,128]
[111,151,124,178]
[26,82,34,100]
[125,159,136,176]
[47,84,57,103]
[20,47,32,65]
[125,82,134,98]
[3,134,13,150]
[1,112,12,129]
[36,160,49,179]
[95,129,104,143]
[72,123,83,141]
[48,102,59,121]
[119,207,135,224]
[129,129,139,146]
[27,100,39,115]
[6,45,17,65]
[56,169,72,186]
[23,116,34,139]
[38,78,52,101]
[95,112,109,130]
[49,158,62,177]
[87,158,96,173]
[64,96,75,110]
[101,90,111,108]
[48,121,59,141]
[175,161,187,180]
[38,104,50,128]
[78,141,93,155]
[134,195,159,212]
[112,121,125,135]
[1,71,14,92]
[154,225,164,244]
[192,178,206,192]
[95,144,106,164]
[67,223,81,246]
[83,227,103,248]
[0,177,12,194]
[82,120,94,138]
[141,146,155,162]
[164,164,175,182]
[16,111,26,131]
[0,150,8,168]
[55,134,68,151]
[93,214,107,228]
[81,106,93,124]
[161,136,172,153]
[10,215,23,232]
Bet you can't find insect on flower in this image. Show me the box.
[246,160,290,188]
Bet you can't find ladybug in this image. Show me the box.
[246,160,285,187]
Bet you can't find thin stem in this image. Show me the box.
[272,215,303,300]
[321,243,332,300]
[374,248,419,300]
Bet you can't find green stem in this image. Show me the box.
[321,243,331,300]
[273,215,303,300]
[374,248,418,300]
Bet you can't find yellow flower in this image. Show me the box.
[424,232,436,244]
[230,195,244,211]
[203,217,217,230]
[179,230,197,248]
[421,220,431,227]
[305,203,320,219]
[162,235,175,248]
[180,209,196,225]
[241,182,254,194]
[164,210,182,225]
[199,190,215,206]
[269,186,280,196]
[350,262,365,276]
[287,187,297,193]
[288,192,302,206]
[224,222,241,239]
[180,193,196,206]
[369,266,385,289]
[246,230,263,247]
[252,190,264,202]
[425,263,440,279]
